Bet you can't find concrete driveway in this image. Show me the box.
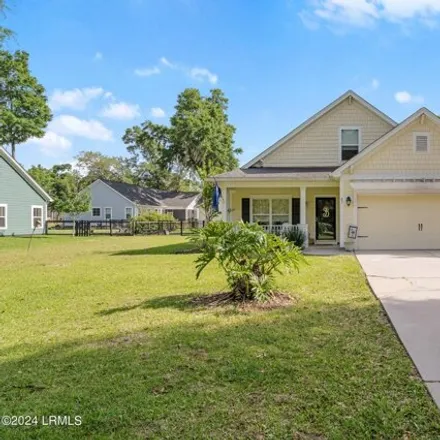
[357,251,440,408]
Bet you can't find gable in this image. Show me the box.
[261,98,394,168]
[352,116,440,176]
[0,157,47,205]
[243,91,396,169]
[90,180,136,207]
[0,148,52,202]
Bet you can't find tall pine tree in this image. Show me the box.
[0,50,52,158]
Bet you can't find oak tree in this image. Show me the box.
[123,88,241,220]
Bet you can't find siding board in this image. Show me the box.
[263,99,393,167]
[65,180,137,221]
[354,118,440,175]
[0,157,47,235]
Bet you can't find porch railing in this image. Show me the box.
[261,224,309,248]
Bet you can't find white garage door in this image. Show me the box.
[357,195,440,250]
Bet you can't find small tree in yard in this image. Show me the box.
[64,191,91,235]
[192,222,304,302]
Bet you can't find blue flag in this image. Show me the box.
[212,184,222,211]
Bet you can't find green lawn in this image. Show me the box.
[0,236,439,439]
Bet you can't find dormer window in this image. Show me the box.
[414,133,429,153]
[341,128,360,161]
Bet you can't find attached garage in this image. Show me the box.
[357,195,440,250]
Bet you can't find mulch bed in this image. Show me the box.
[191,291,298,310]
[173,248,201,254]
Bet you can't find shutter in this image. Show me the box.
[415,135,429,152]
[292,198,300,225]
[242,198,250,223]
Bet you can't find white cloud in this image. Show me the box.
[94,51,103,61]
[27,131,72,157]
[189,67,218,84]
[100,101,141,120]
[383,0,440,20]
[49,115,113,141]
[394,91,425,104]
[49,87,105,111]
[134,66,161,77]
[150,107,166,118]
[160,57,176,69]
[298,11,321,30]
[103,91,114,99]
[300,0,440,29]
[160,56,219,84]
[371,78,380,90]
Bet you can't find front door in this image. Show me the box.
[316,197,336,241]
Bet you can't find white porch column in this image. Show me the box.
[229,190,235,222]
[300,186,307,225]
[339,179,345,249]
[221,187,229,221]
[300,186,308,248]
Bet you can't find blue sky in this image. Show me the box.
[5,0,440,168]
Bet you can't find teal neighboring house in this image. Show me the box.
[0,147,52,236]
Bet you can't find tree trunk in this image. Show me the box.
[233,275,253,301]
[11,142,15,159]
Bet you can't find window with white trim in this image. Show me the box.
[272,199,290,225]
[341,128,360,161]
[251,198,290,226]
[414,133,429,152]
[104,207,112,220]
[92,207,101,217]
[0,204,7,229]
[32,206,43,229]
[125,207,133,220]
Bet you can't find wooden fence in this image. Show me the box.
[75,220,91,236]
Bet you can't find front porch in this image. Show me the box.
[219,183,340,248]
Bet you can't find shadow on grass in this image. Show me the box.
[0,235,57,239]
[2,298,440,439]
[97,294,195,315]
[97,292,297,317]
[110,242,200,256]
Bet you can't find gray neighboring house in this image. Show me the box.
[0,147,52,236]
[68,179,202,221]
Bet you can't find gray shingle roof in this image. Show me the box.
[212,167,338,181]
[101,180,200,209]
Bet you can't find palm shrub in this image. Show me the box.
[192,221,304,302]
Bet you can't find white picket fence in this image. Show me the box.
[261,224,309,248]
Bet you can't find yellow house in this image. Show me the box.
[212,90,440,250]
